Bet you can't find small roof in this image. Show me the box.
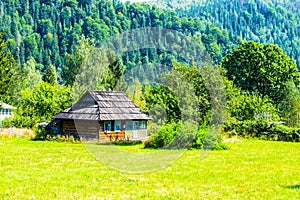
[0,102,16,109]
[53,91,150,121]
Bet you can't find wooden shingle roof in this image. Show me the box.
[53,91,150,121]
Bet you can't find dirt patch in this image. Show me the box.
[223,136,243,143]
[0,128,35,138]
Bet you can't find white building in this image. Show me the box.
[0,102,16,121]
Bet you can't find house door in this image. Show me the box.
[132,121,139,140]
[104,121,111,133]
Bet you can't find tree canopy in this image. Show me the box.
[0,33,19,103]
[221,41,299,104]
[155,0,300,70]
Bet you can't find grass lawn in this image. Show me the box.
[0,138,299,199]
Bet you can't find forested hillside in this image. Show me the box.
[152,0,300,69]
[1,0,300,144]
[0,0,235,83]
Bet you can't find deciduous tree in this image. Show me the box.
[221,41,299,104]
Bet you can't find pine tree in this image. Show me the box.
[0,33,19,103]
[43,64,57,85]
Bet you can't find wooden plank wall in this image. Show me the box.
[62,119,100,140]
[62,120,77,133]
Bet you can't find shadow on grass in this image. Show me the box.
[284,184,300,190]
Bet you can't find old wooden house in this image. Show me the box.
[53,91,150,141]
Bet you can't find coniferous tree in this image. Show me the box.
[43,64,58,85]
[0,33,19,103]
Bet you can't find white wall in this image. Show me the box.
[0,109,14,121]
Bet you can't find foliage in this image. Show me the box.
[144,84,181,123]
[5,82,72,128]
[62,38,85,86]
[168,122,198,149]
[224,120,300,142]
[200,127,228,150]
[144,122,227,149]
[278,81,300,127]
[0,0,235,83]
[144,122,179,149]
[22,57,42,89]
[67,36,124,102]
[172,61,227,125]
[157,0,300,69]
[43,64,58,85]
[126,78,146,110]
[227,90,280,122]
[0,33,20,103]
[1,0,299,143]
[221,41,299,104]
[172,61,210,121]
[70,37,110,100]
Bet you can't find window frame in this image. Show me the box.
[114,120,121,132]
[104,121,111,133]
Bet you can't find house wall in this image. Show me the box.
[59,119,148,141]
[0,109,14,121]
[125,130,148,140]
[61,119,100,140]
[124,120,148,140]
[98,120,148,141]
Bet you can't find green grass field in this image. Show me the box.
[0,138,299,199]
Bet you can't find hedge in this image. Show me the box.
[224,120,300,142]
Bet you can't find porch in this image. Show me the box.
[99,131,126,141]
[99,130,148,141]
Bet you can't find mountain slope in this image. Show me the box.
[0,0,235,82]
[151,0,300,69]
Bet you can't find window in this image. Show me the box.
[0,109,9,115]
[140,121,147,130]
[114,121,121,132]
[125,121,133,130]
[0,109,11,116]
[104,121,111,133]
[133,121,139,130]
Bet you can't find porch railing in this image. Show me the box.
[99,131,125,141]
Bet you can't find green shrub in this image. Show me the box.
[2,115,39,128]
[224,120,300,142]
[167,122,197,148]
[144,123,179,149]
[144,122,227,150]
[194,126,228,150]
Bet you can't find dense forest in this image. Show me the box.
[152,0,300,69]
[0,0,235,83]
[0,0,300,147]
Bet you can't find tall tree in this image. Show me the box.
[221,41,300,104]
[144,84,181,123]
[22,57,42,89]
[68,36,112,101]
[126,78,146,110]
[43,64,58,85]
[278,81,300,127]
[0,33,19,103]
[11,81,72,127]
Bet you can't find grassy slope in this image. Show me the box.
[0,138,299,199]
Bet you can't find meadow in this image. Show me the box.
[0,138,299,199]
